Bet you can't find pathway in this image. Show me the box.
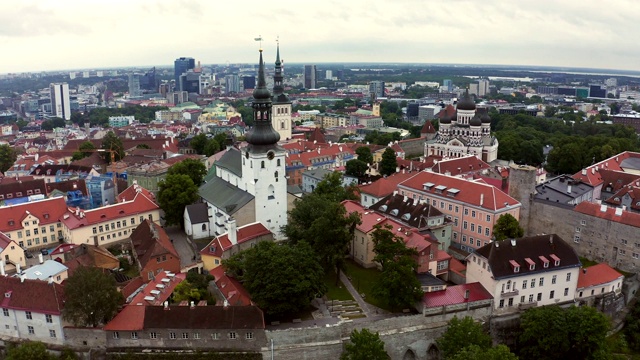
[339,270,389,318]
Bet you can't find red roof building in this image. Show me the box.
[419,282,493,315]
[200,222,273,271]
[209,266,253,306]
[0,197,68,251]
[130,220,180,281]
[128,271,186,306]
[576,263,623,300]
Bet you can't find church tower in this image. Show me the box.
[242,49,288,239]
[271,42,292,141]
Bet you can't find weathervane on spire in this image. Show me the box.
[254,35,263,51]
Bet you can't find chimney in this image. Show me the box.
[510,239,516,247]
[48,276,53,284]
[227,218,237,245]
[464,289,470,299]
[583,268,587,274]
[0,261,5,276]
[549,235,553,244]
[223,299,229,308]
[190,301,195,309]
[567,185,572,194]
[480,193,484,206]
[20,274,25,283]
[38,253,43,264]
[164,301,169,310]
[15,263,20,274]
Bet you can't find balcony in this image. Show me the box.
[500,289,519,298]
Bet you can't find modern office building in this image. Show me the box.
[174,57,195,91]
[128,74,141,97]
[369,80,385,99]
[179,70,201,94]
[325,70,333,80]
[140,67,159,91]
[243,76,256,90]
[443,79,453,92]
[225,75,240,94]
[304,64,317,89]
[49,83,71,120]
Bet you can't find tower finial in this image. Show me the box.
[254,35,263,51]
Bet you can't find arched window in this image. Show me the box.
[275,171,278,182]
[268,184,275,200]
[201,224,207,231]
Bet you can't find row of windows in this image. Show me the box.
[502,274,573,293]
[92,215,152,234]
[19,235,56,247]
[0,189,42,200]
[25,326,56,338]
[113,331,254,340]
[462,221,491,237]
[498,289,570,308]
[5,310,53,323]
[461,235,486,248]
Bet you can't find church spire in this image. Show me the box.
[273,41,285,98]
[246,49,280,147]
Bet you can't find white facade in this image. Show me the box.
[0,306,65,345]
[49,83,71,120]
[272,103,292,141]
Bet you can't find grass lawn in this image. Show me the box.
[580,257,599,268]
[323,272,353,301]
[606,330,640,359]
[343,260,394,312]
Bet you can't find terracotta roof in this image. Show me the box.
[576,263,623,290]
[117,183,156,204]
[131,220,179,269]
[359,172,419,198]
[103,304,145,331]
[399,171,520,211]
[431,155,491,176]
[474,234,580,279]
[200,222,272,258]
[0,178,46,200]
[49,243,78,256]
[604,184,640,211]
[307,127,327,144]
[0,276,64,315]
[421,121,436,134]
[45,179,88,197]
[572,151,640,186]
[121,276,145,301]
[574,201,640,228]
[209,267,253,306]
[422,282,492,308]
[129,271,186,306]
[60,193,159,229]
[369,193,445,230]
[599,169,640,194]
[0,197,67,233]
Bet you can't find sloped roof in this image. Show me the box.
[215,147,242,177]
[144,305,264,329]
[61,193,159,229]
[200,222,272,258]
[117,183,156,204]
[421,121,436,134]
[131,220,179,269]
[474,234,580,279]
[129,271,186,306]
[307,127,326,144]
[359,172,419,198]
[103,304,145,331]
[0,178,46,200]
[0,276,64,315]
[431,155,491,176]
[209,267,253,306]
[185,203,209,224]
[572,151,640,186]
[422,282,492,308]
[577,263,623,290]
[22,260,68,281]
[574,201,640,228]
[369,193,445,229]
[45,179,88,197]
[198,176,254,216]
[599,169,640,194]
[0,197,67,232]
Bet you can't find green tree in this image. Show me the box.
[312,171,359,203]
[5,341,55,360]
[100,131,124,163]
[136,144,151,149]
[62,266,123,327]
[379,148,397,176]
[167,158,207,186]
[71,141,96,161]
[189,133,208,154]
[345,159,369,178]
[157,174,199,226]
[356,146,374,165]
[203,138,220,156]
[492,214,524,241]
[625,299,640,351]
[223,241,326,316]
[450,344,518,360]
[172,272,214,304]
[58,348,79,360]
[371,225,422,309]
[436,316,492,359]
[341,328,389,360]
[519,305,610,360]
[0,144,18,173]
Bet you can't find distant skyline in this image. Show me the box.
[2,0,640,74]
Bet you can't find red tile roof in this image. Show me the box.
[200,222,272,258]
[130,220,180,269]
[574,201,640,228]
[61,193,159,229]
[431,155,491,176]
[117,183,156,204]
[103,304,145,331]
[49,243,79,256]
[0,197,67,232]
[0,276,64,315]
[399,171,520,211]
[572,151,640,186]
[129,271,186,306]
[422,282,492,308]
[121,276,145,301]
[421,121,436,134]
[209,267,253,306]
[577,263,623,289]
[359,172,419,198]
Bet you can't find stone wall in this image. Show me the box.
[64,327,107,349]
[398,138,425,158]
[507,164,537,234]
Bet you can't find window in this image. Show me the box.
[246,332,254,339]
[46,314,52,323]
[2,308,7,317]
[17,231,22,239]
[552,275,557,284]
[194,332,200,339]
[92,227,97,234]
[131,332,138,339]
[566,273,572,282]
[471,224,475,232]
[529,294,534,302]
[508,297,514,307]
[499,299,504,308]
[463,221,468,230]
[49,225,54,232]
[574,235,580,243]
[478,225,482,234]
[182,332,189,339]
[486,214,491,222]
[564,288,569,296]
[229,332,237,339]
[464,209,469,216]
[150,332,157,339]
[537,293,542,301]
[113,332,119,339]
[26,230,30,237]
[634,253,639,259]
[26,326,34,335]
[485,228,490,236]
[33,228,38,235]
[448,204,452,211]
[131,218,135,225]
[471,211,476,218]
[575,227,581,233]
[212,333,220,340]
[455,206,459,213]
[25,311,32,320]
[170,332,176,339]
[520,295,525,303]
[522,280,527,289]
[539,278,544,286]
[530,279,535,288]
[550,290,555,299]
[580,220,586,226]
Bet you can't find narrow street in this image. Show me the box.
[163,226,198,270]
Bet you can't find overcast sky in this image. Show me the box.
[2,0,639,73]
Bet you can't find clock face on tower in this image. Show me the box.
[267,151,275,160]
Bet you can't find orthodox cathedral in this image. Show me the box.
[424,90,499,163]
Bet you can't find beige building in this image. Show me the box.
[0,197,68,252]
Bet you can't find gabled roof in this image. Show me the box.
[473,234,580,279]
[0,178,46,200]
[369,193,445,229]
[359,172,419,198]
[117,182,156,204]
[61,193,159,229]
[0,276,64,315]
[572,151,640,186]
[431,155,491,176]
[21,260,68,281]
[142,305,264,330]
[307,127,326,144]
[131,220,179,269]
[103,304,145,331]
[45,179,88,197]
[574,201,640,228]
[129,271,186,306]
[399,171,520,211]
[599,169,640,194]
[200,222,272,258]
[0,197,68,232]
[215,147,242,177]
[605,184,640,211]
[577,263,624,290]
[198,176,254,216]
[209,267,253,306]
[422,282,492,308]
[421,121,436,135]
[185,203,209,224]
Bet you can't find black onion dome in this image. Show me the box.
[481,111,491,123]
[246,50,280,146]
[470,114,482,126]
[440,113,452,124]
[457,89,476,111]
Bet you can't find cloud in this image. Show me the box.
[0,4,90,37]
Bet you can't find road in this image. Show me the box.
[163,226,199,270]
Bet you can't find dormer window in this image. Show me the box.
[539,255,550,268]
[525,258,535,271]
[550,254,561,266]
[509,260,520,273]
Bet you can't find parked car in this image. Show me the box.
[25,251,33,259]
[40,249,49,256]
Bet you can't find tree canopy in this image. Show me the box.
[625,298,640,351]
[100,131,125,163]
[5,341,55,360]
[172,272,214,304]
[0,144,17,173]
[167,158,207,187]
[492,214,524,241]
[340,328,389,360]
[157,174,199,226]
[518,305,610,360]
[345,159,369,178]
[371,225,422,309]
[62,266,123,327]
[71,141,96,161]
[436,316,493,359]
[356,146,374,164]
[223,241,326,316]
[379,148,397,176]
[450,344,518,360]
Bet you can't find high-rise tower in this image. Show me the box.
[304,64,317,89]
[49,83,70,120]
[242,49,287,239]
[174,57,195,91]
[271,43,292,140]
